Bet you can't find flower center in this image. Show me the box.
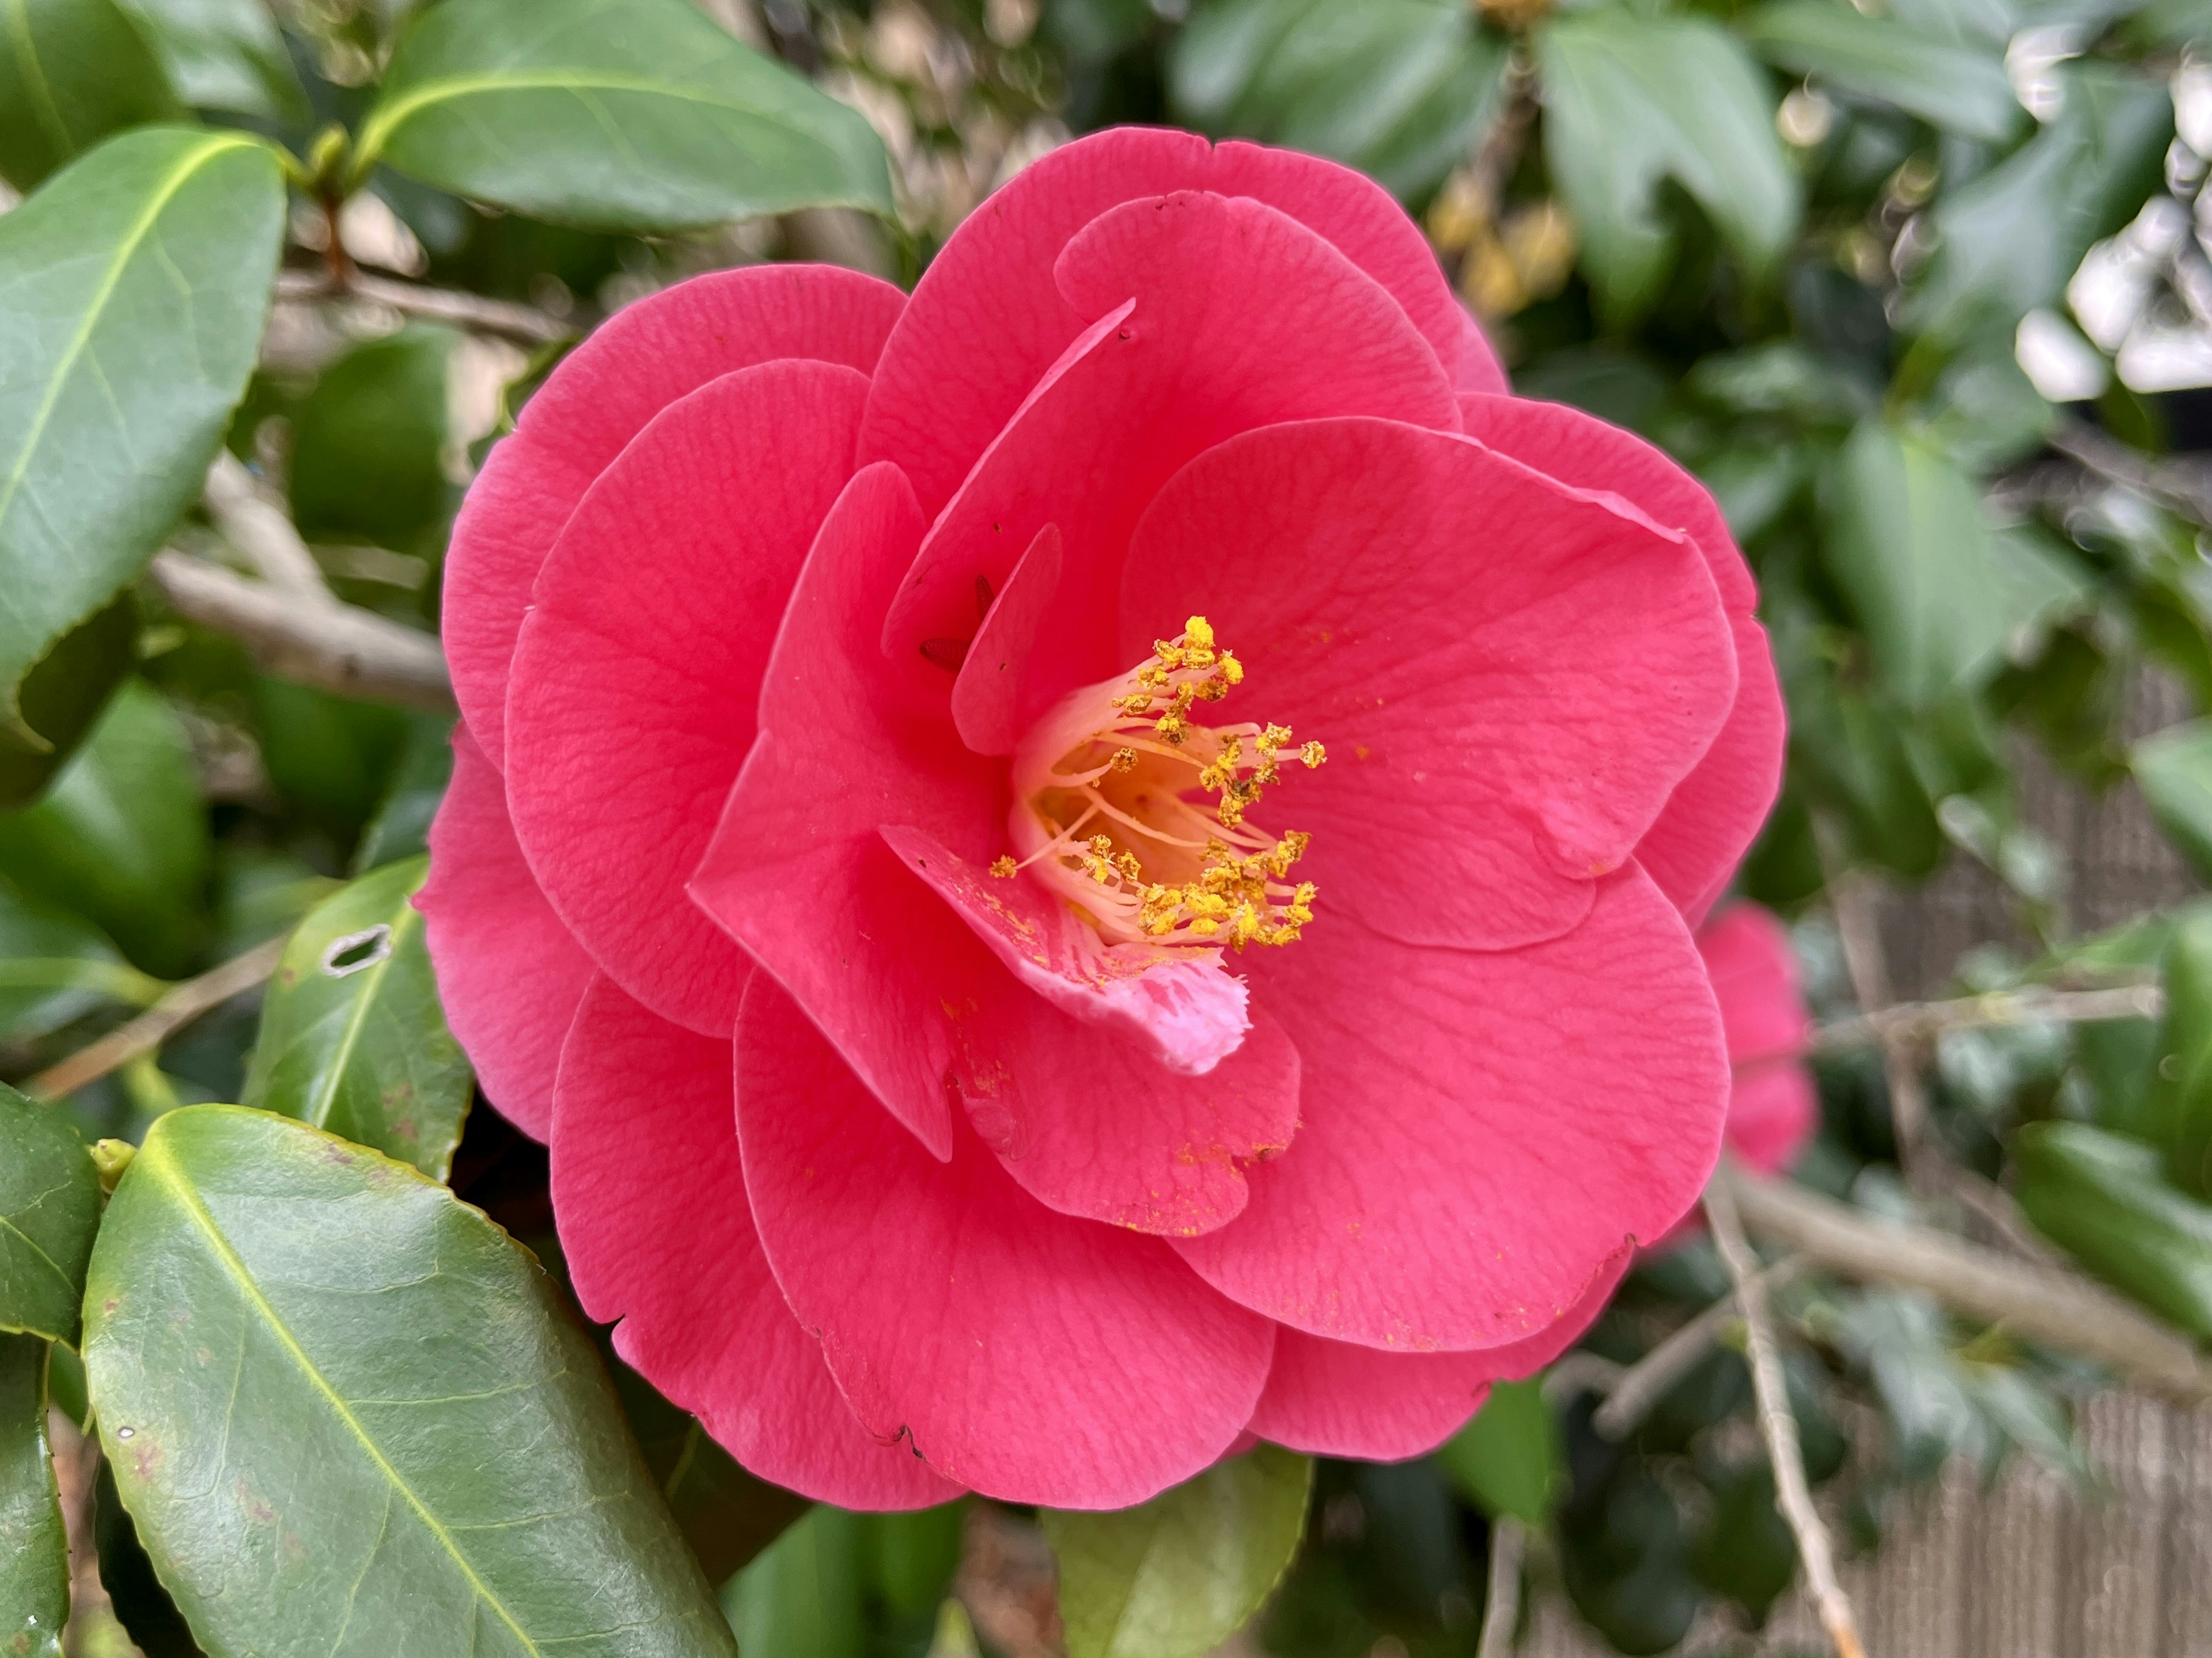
[998,616,1324,951]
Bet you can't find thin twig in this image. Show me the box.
[2047,419,2212,526]
[1825,867,1933,1181]
[274,267,576,346]
[1720,1162,2212,1406]
[1476,1515,1524,1658]
[147,550,454,710]
[26,937,287,1100]
[202,451,332,602]
[1814,982,2164,1052]
[1591,1257,1808,1440]
[1704,1176,1868,1658]
[1540,1350,1626,1405]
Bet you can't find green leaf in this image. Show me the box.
[1536,7,1798,322]
[0,591,137,810]
[1687,1463,1796,1623]
[0,1081,101,1346]
[2014,1121,2212,1341]
[1042,1444,1313,1658]
[0,126,284,741]
[113,0,308,121]
[0,873,158,1046]
[355,0,894,233]
[1166,0,1508,202]
[243,855,472,1181]
[353,713,456,874]
[0,0,182,189]
[2133,719,2212,883]
[1,1334,67,1658]
[721,1505,863,1658]
[2147,905,2212,1198]
[1559,1462,1702,1656]
[1435,1378,1562,1526]
[1740,2,2023,141]
[289,326,457,554]
[82,1104,738,1657]
[1903,61,2171,341]
[0,681,209,979]
[1820,420,2007,707]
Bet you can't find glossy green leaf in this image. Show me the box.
[1435,1378,1562,1526]
[114,0,307,120]
[0,681,209,979]
[1,1334,67,1658]
[0,873,158,1046]
[2147,905,2212,1198]
[0,591,137,810]
[243,856,472,1181]
[82,1104,738,1657]
[289,326,457,554]
[1536,7,1797,321]
[1820,420,2006,708]
[0,1081,101,1345]
[1042,1444,1313,1658]
[355,0,894,233]
[721,1505,863,1658]
[2014,1121,2212,1341]
[1741,2,2023,141]
[0,127,284,741]
[1167,0,1508,202]
[2133,719,2212,883]
[0,0,181,189]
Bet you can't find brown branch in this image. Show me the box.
[1814,982,2163,1052]
[51,1410,142,1658]
[201,452,331,601]
[273,267,575,346]
[1591,1256,1808,1440]
[1720,1162,2212,1406]
[1476,1515,1524,1658]
[26,937,287,1099]
[1704,1177,1868,1658]
[147,551,453,710]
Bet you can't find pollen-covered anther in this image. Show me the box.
[1003,616,1324,953]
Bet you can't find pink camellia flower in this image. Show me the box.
[1697,903,1818,1175]
[419,127,1784,1510]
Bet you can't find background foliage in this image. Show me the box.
[1,0,2209,1654]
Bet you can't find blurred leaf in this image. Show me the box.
[1510,347,1671,434]
[1742,2,2024,141]
[289,325,456,553]
[1537,7,1797,321]
[0,681,209,978]
[243,855,472,1180]
[862,1503,967,1622]
[0,1081,101,1345]
[1688,1463,1796,1625]
[2149,905,2212,1196]
[0,592,137,810]
[0,0,181,189]
[0,127,283,745]
[114,0,308,121]
[1696,444,1810,545]
[1043,1444,1313,1658]
[2014,1121,2212,1340]
[1821,419,2006,707]
[2133,719,2212,882]
[82,1104,737,1656]
[0,1334,66,1658]
[1685,342,1875,426]
[356,0,895,233]
[721,1504,862,1658]
[252,676,410,834]
[1558,1462,1702,1656]
[353,714,455,873]
[1435,1378,1561,1526]
[1903,61,2171,341]
[1168,0,1507,202]
[0,873,157,1047]
[1823,1289,1989,1479]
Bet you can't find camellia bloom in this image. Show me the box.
[1697,902,1818,1175]
[420,127,1785,1510]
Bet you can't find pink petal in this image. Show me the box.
[692,462,1000,1156]
[1251,1249,1629,1460]
[552,974,959,1508]
[885,190,1463,727]
[1727,1061,1817,1174]
[1696,902,1810,1066]
[446,265,904,771]
[506,360,869,1035]
[1458,395,1784,924]
[1123,418,1735,953]
[1453,307,1510,396]
[859,128,1460,522]
[417,723,593,1141]
[736,973,1277,1508]
[951,525,1062,757]
[1177,868,1727,1350]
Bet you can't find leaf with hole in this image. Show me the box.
[1,1334,67,1658]
[0,1081,101,1345]
[0,0,181,189]
[1042,1444,1313,1658]
[243,855,472,1181]
[81,1104,738,1658]
[355,0,894,233]
[0,127,284,746]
